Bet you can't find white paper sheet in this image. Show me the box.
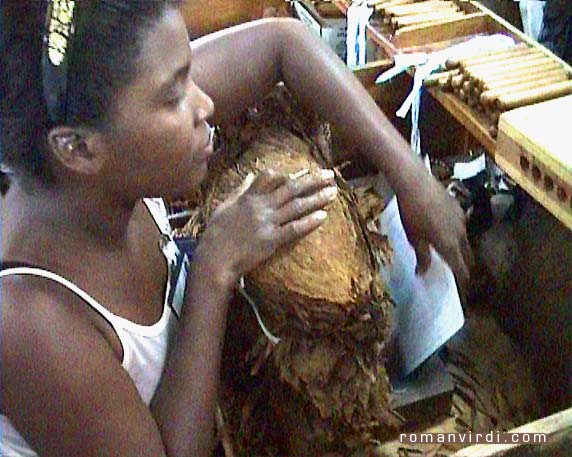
[378,197,465,377]
[452,154,486,180]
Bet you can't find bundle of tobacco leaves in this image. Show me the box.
[177,86,401,455]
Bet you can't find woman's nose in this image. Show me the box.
[192,82,215,124]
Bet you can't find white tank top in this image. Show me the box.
[0,199,190,456]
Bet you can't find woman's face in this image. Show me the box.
[101,6,214,200]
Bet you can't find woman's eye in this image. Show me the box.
[165,94,182,107]
[164,87,186,107]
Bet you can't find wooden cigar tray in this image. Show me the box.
[365,0,490,56]
[496,95,572,230]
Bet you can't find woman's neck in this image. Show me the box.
[3,180,142,263]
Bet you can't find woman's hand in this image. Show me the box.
[196,168,337,288]
[396,171,473,288]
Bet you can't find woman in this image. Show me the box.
[0,1,471,456]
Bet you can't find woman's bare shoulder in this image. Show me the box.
[1,274,166,457]
[1,273,107,368]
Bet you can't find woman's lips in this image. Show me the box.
[202,125,216,159]
[203,141,214,159]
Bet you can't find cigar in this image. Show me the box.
[480,73,571,107]
[442,72,458,91]
[496,81,572,111]
[482,67,570,91]
[476,61,565,89]
[423,69,460,87]
[460,47,541,71]
[369,0,410,5]
[386,1,458,17]
[393,10,466,28]
[470,58,557,88]
[462,80,472,94]
[445,43,529,69]
[451,74,466,90]
[468,55,552,79]
[373,0,414,11]
[368,0,406,5]
[461,50,547,74]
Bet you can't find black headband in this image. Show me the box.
[41,0,78,125]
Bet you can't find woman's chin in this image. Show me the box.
[180,163,208,196]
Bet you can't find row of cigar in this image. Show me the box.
[367,0,473,33]
[423,43,572,137]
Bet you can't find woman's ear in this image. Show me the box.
[47,126,108,175]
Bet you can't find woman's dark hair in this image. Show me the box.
[0,0,183,184]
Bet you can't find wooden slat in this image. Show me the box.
[454,408,572,456]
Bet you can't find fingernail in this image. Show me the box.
[319,169,335,180]
[324,186,338,201]
[244,173,255,186]
[314,210,328,220]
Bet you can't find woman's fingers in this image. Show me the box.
[434,227,471,290]
[235,173,256,198]
[249,169,289,194]
[270,169,335,208]
[273,185,337,225]
[413,240,432,275]
[212,173,256,216]
[274,210,328,246]
[462,234,475,273]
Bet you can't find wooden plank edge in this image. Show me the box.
[351,59,395,86]
[453,407,572,456]
[366,24,399,58]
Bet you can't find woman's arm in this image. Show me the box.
[191,18,472,285]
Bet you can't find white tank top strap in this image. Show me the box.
[0,266,172,369]
[0,267,121,324]
[142,198,190,318]
[143,198,171,236]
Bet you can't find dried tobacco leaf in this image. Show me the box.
[204,130,379,329]
[179,86,400,455]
